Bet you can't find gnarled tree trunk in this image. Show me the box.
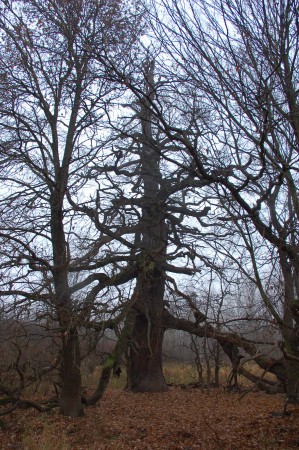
[126,60,168,392]
[127,271,167,392]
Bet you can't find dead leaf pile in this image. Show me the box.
[1,388,299,449]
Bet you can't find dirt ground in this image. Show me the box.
[1,387,299,449]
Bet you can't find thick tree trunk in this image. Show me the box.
[127,273,168,392]
[280,252,299,402]
[56,290,83,417]
[286,358,299,402]
[128,313,167,392]
[126,60,168,392]
[282,336,299,402]
[51,191,83,417]
[60,327,83,417]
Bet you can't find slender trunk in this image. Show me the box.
[190,336,203,385]
[214,341,220,387]
[203,334,211,385]
[84,309,137,405]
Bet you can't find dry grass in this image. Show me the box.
[82,366,127,390]
[82,361,276,391]
[22,417,71,450]
[83,363,224,390]
[163,363,199,385]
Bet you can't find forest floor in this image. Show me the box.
[1,386,299,449]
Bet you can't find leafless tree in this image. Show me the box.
[140,0,299,401]
[0,0,143,417]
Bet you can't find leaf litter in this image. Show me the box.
[1,387,299,449]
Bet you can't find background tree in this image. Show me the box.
[0,0,142,417]
[144,0,299,400]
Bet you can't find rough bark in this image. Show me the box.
[280,249,299,402]
[127,272,168,392]
[281,338,299,402]
[60,327,83,417]
[126,60,168,392]
[51,191,83,417]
